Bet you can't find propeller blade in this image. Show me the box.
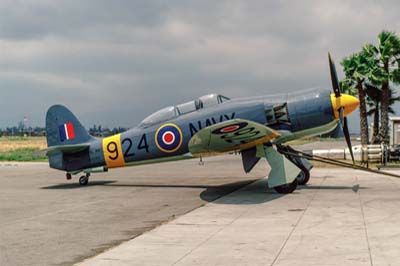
[328,53,341,98]
[343,117,355,164]
[339,106,344,125]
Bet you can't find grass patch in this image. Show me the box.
[0,137,48,161]
[0,148,47,162]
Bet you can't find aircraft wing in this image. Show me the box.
[188,119,279,155]
[45,144,90,156]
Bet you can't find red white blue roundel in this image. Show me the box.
[155,123,183,153]
[212,122,248,135]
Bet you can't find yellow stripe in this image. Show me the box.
[102,134,126,168]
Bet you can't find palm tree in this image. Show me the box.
[363,31,400,144]
[365,84,380,143]
[341,51,376,145]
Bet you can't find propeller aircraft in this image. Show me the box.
[45,54,359,193]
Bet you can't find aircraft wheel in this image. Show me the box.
[79,175,89,186]
[273,179,298,194]
[296,169,310,185]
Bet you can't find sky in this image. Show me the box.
[0,0,399,133]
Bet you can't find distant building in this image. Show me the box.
[389,117,400,146]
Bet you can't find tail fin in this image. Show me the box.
[46,105,94,147]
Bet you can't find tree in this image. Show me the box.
[363,31,400,144]
[365,83,380,143]
[341,51,377,145]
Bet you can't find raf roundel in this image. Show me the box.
[155,123,183,153]
[212,122,248,135]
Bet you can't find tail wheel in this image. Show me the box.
[273,178,298,194]
[79,175,89,186]
[296,168,310,185]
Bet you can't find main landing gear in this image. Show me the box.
[277,145,312,186]
[273,178,298,194]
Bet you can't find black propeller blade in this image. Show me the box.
[339,106,344,126]
[343,117,355,163]
[328,52,355,164]
[328,53,341,98]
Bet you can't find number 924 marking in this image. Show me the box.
[102,134,149,168]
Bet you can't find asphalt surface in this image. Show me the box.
[0,155,263,266]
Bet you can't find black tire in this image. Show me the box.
[296,169,310,185]
[79,175,89,186]
[273,178,298,194]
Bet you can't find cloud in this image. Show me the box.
[0,0,398,133]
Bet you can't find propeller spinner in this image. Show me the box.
[328,53,360,164]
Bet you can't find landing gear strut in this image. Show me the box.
[273,178,298,194]
[79,173,90,186]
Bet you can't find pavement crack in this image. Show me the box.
[269,176,325,266]
[356,176,374,266]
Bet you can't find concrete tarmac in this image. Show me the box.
[0,155,262,266]
[75,168,400,266]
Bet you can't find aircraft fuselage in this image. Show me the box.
[52,89,338,174]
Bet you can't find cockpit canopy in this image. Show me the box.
[139,94,230,127]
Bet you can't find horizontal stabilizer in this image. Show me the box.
[45,144,90,156]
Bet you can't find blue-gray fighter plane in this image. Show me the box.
[45,54,359,193]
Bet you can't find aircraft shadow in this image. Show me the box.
[41,180,116,189]
[41,178,286,204]
[204,179,286,205]
[105,180,264,203]
[41,179,367,205]
[41,180,250,191]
